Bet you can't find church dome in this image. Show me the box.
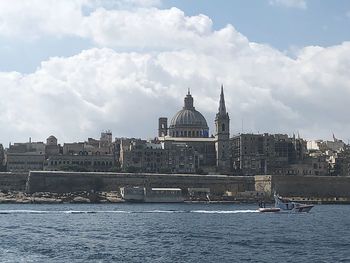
[168,91,209,138]
[170,109,208,128]
[46,135,58,146]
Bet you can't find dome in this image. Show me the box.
[170,109,208,128]
[46,135,58,146]
[168,91,209,138]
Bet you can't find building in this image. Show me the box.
[4,85,340,177]
[231,133,308,176]
[273,154,328,176]
[44,154,115,172]
[307,136,345,176]
[119,138,199,173]
[45,135,61,156]
[8,139,45,154]
[334,146,350,176]
[5,132,118,173]
[45,132,117,172]
[6,139,46,172]
[307,136,345,152]
[120,87,230,173]
[6,152,45,172]
[0,144,6,171]
[158,88,228,173]
[120,139,169,173]
[164,141,200,173]
[231,133,270,176]
[215,86,231,172]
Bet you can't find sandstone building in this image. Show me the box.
[45,131,117,172]
[120,86,230,173]
[6,139,45,172]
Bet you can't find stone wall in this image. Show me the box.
[255,175,350,198]
[26,171,255,195]
[0,172,28,191]
[0,171,349,199]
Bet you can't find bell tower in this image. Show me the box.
[158,117,168,137]
[215,85,230,172]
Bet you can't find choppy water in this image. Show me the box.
[0,203,349,262]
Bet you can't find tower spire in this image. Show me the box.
[215,84,230,173]
[218,84,227,115]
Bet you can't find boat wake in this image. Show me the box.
[190,210,259,214]
[0,209,259,215]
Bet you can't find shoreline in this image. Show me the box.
[0,191,350,205]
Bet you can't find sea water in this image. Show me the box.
[0,203,349,262]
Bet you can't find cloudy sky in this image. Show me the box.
[1,0,350,145]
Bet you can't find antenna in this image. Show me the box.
[241,118,244,133]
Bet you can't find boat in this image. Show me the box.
[257,200,281,213]
[120,187,184,203]
[274,194,314,213]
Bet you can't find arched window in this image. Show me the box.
[222,123,225,132]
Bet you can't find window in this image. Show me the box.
[222,123,225,132]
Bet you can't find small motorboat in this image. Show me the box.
[274,194,314,213]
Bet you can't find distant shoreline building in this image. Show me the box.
[121,86,230,174]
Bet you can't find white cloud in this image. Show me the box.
[0,0,161,39]
[0,2,350,144]
[269,0,307,9]
[83,7,217,50]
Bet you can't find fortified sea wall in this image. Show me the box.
[255,175,350,198]
[26,171,255,195]
[1,172,350,200]
[0,172,28,191]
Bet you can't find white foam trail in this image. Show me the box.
[143,210,185,213]
[0,210,132,214]
[0,209,260,214]
[62,210,132,214]
[0,210,51,214]
[190,210,259,214]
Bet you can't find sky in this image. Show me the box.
[0,0,350,146]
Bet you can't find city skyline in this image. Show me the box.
[1,0,350,145]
